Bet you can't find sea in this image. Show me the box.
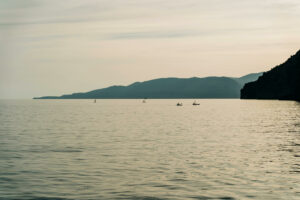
[0,99,299,200]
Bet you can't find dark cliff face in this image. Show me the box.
[241,50,300,101]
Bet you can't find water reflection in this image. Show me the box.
[0,99,299,200]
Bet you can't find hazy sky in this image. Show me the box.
[0,0,299,98]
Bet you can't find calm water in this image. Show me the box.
[0,99,299,200]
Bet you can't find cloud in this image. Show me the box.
[0,0,300,98]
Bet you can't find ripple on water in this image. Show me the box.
[0,99,299,200]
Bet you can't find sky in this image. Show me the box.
[0,0,300,98]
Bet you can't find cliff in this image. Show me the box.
[241,50,300,101]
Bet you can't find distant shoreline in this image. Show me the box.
[33,73,262,100]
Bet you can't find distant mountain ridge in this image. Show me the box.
[241,50,300,100]
[232,73,264,86]
[34,73,262,99]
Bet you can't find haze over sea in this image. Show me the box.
[0,99,299,200]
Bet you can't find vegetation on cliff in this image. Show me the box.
[241,50,300,100]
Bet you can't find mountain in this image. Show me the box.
[34,73,262,99]
[232,72,263,86]
[241,50,300,101]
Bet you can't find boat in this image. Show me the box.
[192,101,200,105]
[177,103,183,106]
